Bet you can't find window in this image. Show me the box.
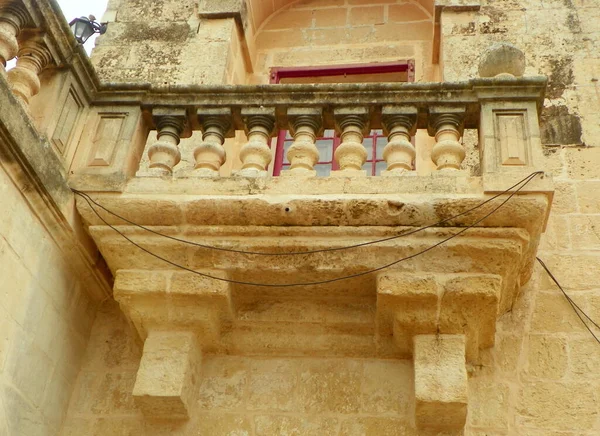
[270,61,415,176]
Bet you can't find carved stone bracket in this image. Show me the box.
[7,38,52,105]
[114,269,233,419]
[283,107,323,175]
[237,107,275,176]
[194,108,233,177]
[381,105,418,174]
[428,105,466,171]
[0,3,29,72]
[332,107,370,175]
[147,108,187,175]
[377,272,501,431]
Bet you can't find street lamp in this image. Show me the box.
[69,15,107,45]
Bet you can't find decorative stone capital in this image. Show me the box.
[238,107,275,175]
[428,106,466,171]
[381,105,418,173]
[148,108,187,175]
[7,39,52,104]
[333,107,370,173]
[0,3,29,70]
[194,108,232,176]
[286,107,323,173]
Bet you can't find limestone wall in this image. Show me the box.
[0,165,97,435]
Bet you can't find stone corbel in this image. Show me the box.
[377,272,501,431]
[114,269,233,419]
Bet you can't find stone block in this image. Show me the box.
[517,382,598,430]
[360,359,411,415]
[254,415,339,436]
[578,181,600,212]
[339,417,416,436]
[568,214,600,249]
[247,359,297,412]
[298,359,361,414]
[525,335,568,379]
[413,334,468,430]
[468,377,509,428]
[133,330,202,419]
[198,356,248,410]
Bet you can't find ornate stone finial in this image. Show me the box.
[333,107,369,174]
[285,107,323,174]
[7,40,53,104]
[428,106,466,171]
[478,42,526,79]
[381,105,418,174]
[238,107,275,176]
[193,109,232,177]
[0,4,29,72]
[147,109,187,175]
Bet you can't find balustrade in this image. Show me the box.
[92,78,543,183]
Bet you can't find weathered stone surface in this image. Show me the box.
[478,42,526,77]
[133,330,202,419]
[413,334,468,430]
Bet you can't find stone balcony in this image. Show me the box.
[68,75,552,430]
[0,1,553,429]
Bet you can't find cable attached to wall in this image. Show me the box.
[536,257,600,346]
[72,171,543,257]
[73,171,542,287]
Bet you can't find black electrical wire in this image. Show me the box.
[536,257,600,345]
[72,171,543,256]
[75,171,541,287]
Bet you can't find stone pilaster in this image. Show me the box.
[193,108,232,177]
[283,107,323,175]
[7,39,52,105]
[332,107,369,175]
[428,106,466,171]
[238,107,275,176]
[147,108,187,176]
[381,105,417,174]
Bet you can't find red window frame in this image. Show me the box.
[271,61,416,176]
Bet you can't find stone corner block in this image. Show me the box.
[413,334,468,431]
[133,330,202,420]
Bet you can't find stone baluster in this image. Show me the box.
[193,108,232,177]
[333,107,369,174]
[238,107,275,176]
[147,109,186,175]
[7,39,52,105]
[428,106,466,171]
[284,107,323,174]
[0,4,28,74]
[381,105,418,174]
